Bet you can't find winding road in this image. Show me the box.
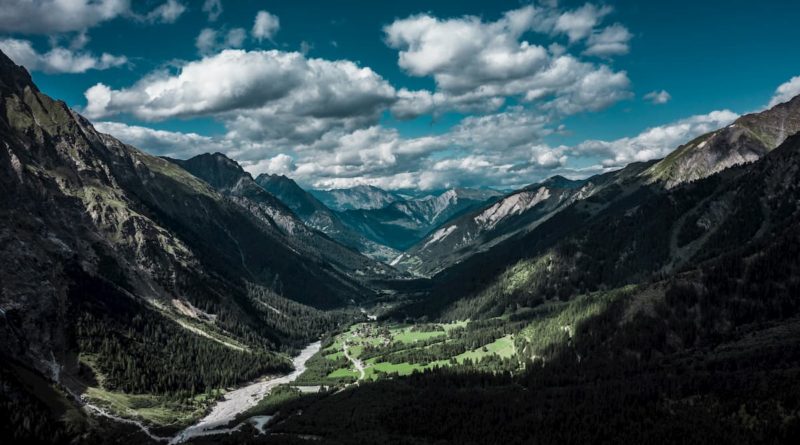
[342,341,366,381]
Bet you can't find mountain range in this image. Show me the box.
[3,44,800,445]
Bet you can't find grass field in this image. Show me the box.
[299,319,522,385]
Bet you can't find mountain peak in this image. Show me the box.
[0,48,37,95]
[169,152,250,190]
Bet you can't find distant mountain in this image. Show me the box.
[255,174,399,262]
[393,176,590,275]
[310,185,404,211]
[338,188,502,251]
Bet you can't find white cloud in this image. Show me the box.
[0,38,127,74]
[384,5,631,118]
[252,10,280,42]
[195,27,246,55]
[94,121,230,159]
[554,4,612,42]
[145,0,186,24]
[644,90,671,105]
[384,7,549,93]
[202,0,223,22]
[584,24,632,57]
[82,49,397,152]
[575,110,739,167]
[0,0,130,34]
[768,75,800,107]
[95,105,742,193]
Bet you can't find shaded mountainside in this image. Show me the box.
[397,95,800,279]
[255,173,400,262]
[166,153,398,277]
[0,48,368,442]
[644,95,800,188]
[401,119,800,323]
[338,188,502,251]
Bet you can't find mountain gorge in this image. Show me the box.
[255,173,400,262]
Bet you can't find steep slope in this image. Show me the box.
[166,153,397,276]
[310,184,404,211]
[337,188,501,251]
[0,48,364,435]
[408,126,800,321]
[255,173,399,262]
[398,96,800,279]
[644,95,800,187]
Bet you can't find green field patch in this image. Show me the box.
[364,361,426,379]
[327,367,359,379]
[391,328,446,344]
[455,335,516,363]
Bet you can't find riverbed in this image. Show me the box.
[169,341,321,443]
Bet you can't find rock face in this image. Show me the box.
[0,49,374,386]
[393,176,597,276]
[644,95,800,188]
[255,173,400,262]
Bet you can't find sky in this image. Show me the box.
[2,0,800,191]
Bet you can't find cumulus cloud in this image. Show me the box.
[0,0,129,34]
[384,5,631,118]
[644,90,671,105]
[83,49,397,151]
[252,11,280,42]
[584,24,632,57]
[0,0,188,34]
[195,27,246,55]
[384,7,550,93]
[96,104,742,192]
[202,0,223,22]
[768,76,800,107]
[0,38,127,73]
[575,110,739,167]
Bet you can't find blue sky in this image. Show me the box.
[2,0,800,190]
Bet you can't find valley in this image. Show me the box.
[2,4,800,443]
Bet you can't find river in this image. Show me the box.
[84,341,322,444]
